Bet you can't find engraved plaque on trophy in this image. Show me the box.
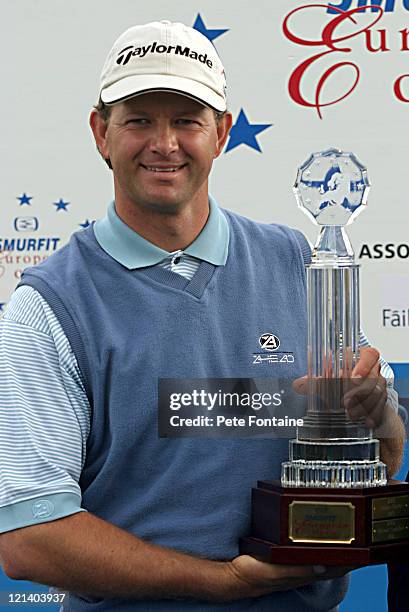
[240,149,409,565]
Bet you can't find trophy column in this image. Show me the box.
[240,149,409,565]
[282,235,387,486]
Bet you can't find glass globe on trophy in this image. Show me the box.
[240,149,409,565]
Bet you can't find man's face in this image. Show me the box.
[91,92,231,214]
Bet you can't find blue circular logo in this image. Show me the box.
[32,499,54,519]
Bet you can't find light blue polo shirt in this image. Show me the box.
[94,194,229,270]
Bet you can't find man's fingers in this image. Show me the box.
[347,392,386,427]
[344,374,386,416]
[363,387,388,428]
[236,556,315,580]
[261,561,356,582]
[272,563,325,580]
[344,378,378,410]
[236,556,353,581]
[352,347,380,378]
[229,555,358,599]
[292,376,308,395]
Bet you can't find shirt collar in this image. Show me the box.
[93,194,229,270]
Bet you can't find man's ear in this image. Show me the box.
[215,112,233,158]
[89,110,110,162]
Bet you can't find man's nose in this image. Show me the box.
[148,124,179,156]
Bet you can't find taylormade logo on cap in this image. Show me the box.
[99,20,227,112]
[117,42,214,69]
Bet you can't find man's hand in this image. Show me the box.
[293,347,405,476]
[343,347,405,475]
[343,347,387,429]
[222,555,353,601]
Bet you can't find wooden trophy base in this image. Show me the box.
[239,479,409,565]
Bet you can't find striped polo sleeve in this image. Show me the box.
[0,285,91,533]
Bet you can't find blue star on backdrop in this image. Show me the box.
[0,304,5,312]
[53,198,70,212]
[225,109,273,153]
[193,14,229,42]
[17,193,33,206]
[79,219,92,229]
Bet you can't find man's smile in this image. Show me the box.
[139,163,188,173]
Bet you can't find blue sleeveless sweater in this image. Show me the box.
[18,208,347,611]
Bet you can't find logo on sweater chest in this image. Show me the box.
[253,332,295,365]
[259,333,280,351]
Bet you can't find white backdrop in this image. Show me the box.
[3,0,409,364]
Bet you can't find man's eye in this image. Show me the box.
[176,119,196,125]
[127,118,149,125]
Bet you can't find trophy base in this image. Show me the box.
[239,479,409,565]
[239,537,409,565]
[281,458,387,488]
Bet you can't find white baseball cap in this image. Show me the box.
[99,21,227,112]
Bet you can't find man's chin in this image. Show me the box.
[138,194,188,215]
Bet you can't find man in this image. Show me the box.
[0,20,405,611]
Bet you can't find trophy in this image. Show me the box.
[240,149,409,565]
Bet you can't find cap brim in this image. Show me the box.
[100,74,226,112]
